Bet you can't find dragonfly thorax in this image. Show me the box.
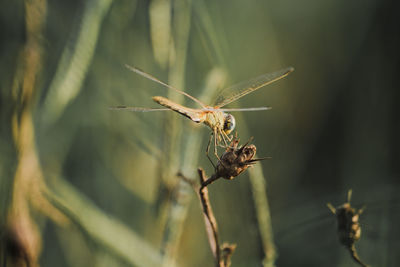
[203,111,235,135]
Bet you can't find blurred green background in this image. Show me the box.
[1,0,399,266]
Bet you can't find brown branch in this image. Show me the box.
[179,170,236,267]
[200,174,220,189]
[197,169,236,267]
[197,169,221,264]
[178,137,264,266]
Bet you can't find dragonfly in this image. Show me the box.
[110,64,294,163]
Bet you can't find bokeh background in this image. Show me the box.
[1,0,399,266]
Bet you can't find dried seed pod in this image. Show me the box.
[220,243,237,267]
[327,190,368,267]
[215,137,262,180]
[200,137,266,188]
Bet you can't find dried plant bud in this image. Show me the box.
[215,137,261,180]
[199,137,266,188]
[334,203,362,246]
[220,243,237,267]
[327,190,368,267]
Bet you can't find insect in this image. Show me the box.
[110,64,294,162]
[327,190,368,267]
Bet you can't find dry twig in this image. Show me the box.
[178,169,236,267]
[179,137,264,266]
[6,1,70,266]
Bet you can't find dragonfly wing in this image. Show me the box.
[214,67,294,108]
[216,107,271,112]
[125,64,207,108]
[109,106,171,112]
[153,96,205,123]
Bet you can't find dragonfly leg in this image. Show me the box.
[215,131,223,148]
[215,128,232,170]
[227,133,233,142]
[221,130,233,147]
[213,128,223,162]
[218,128,229,148]
[206,132,216,169]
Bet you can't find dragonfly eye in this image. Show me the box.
[223,114,236,134]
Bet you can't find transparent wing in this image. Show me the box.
[214,67,294,108]
[208,107,271,112]
[109,106,171,112]
[125,64,207,108]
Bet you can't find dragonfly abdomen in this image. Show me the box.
[152,96,205,123]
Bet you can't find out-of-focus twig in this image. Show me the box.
[149,0,171,68]
[7,0,69,266]
[158,1,193,266]
[192,0,227,69]
[248,164,278,267]
[45,176,168,267]
[42,0,113,125]
[236,114,278,267]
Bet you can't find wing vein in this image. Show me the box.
[125,64,207,108]
[215,67,294,108]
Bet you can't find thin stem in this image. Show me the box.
[201,174,220,189]
[197,169,221,266]
[42,0,114,125]
[248,156,277,266]
[45,177,166,267]
[159,1,194,265]
[179,169,235,267]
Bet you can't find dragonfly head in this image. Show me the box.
[223,113,236,134]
